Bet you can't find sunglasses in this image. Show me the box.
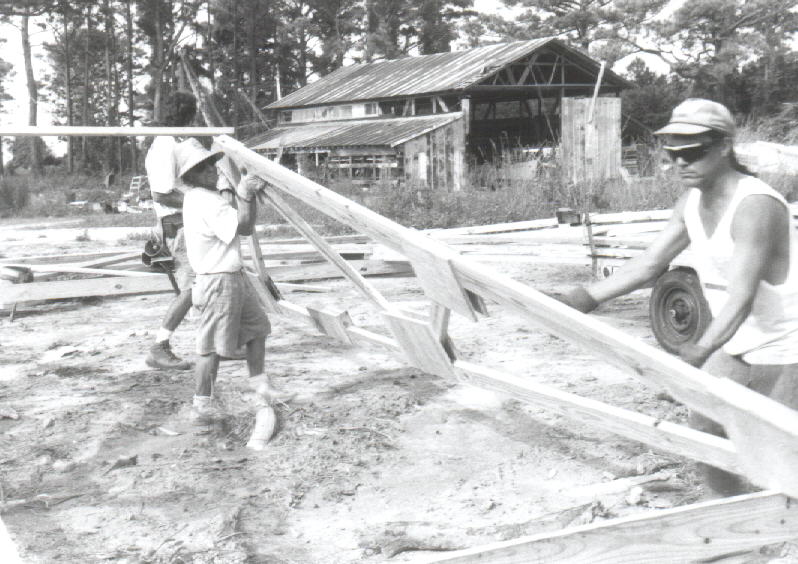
[664,142,715,164]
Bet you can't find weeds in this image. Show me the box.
[3,118,796,231]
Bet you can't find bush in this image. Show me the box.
[0,177,30,215]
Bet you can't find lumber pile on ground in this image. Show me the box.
[0,241,412,313]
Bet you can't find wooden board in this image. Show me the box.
[246,279,402,354]
[1,273,331,310]
[0,276,175,307]
[214,134,798,497]
[384,311,456,378]
[426,217,559,237]
[260,187,391,311]
[454,360,738,473]
[400,238,482,320]
[451,258,798,496]
[0,125,234,137]
[561,97,621,183]
[307,307,355,345]
[427,491,798,564]
[266,259,411,282]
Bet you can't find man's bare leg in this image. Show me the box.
[246,337,265,377]
[146,289,193,370]
[191,352,222,423]
[163,288,193,332]
[195,351,220,397]
[247,338,294,404]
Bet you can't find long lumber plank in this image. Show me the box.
[259,187,392,310]
[266,259,411,282]
[0,276,175,307]
[585,209,672,225]
[451,258,798,495]
[426,491,798,564]
[427,217,559,236]
[1,273,333,309]
[215,134,798,496]
[0,126,234,137]
[0,263,158,277]
[454,360,739,474]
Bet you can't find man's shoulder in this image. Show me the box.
[146,136,176,161]
[185,188,228,208]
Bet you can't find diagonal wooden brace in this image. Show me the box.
[401,236,487,321]
[383,310,456,378]
[306,307,355,345]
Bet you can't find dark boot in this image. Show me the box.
[145,341,192,370]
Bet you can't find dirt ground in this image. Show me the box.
[0,220,787,563]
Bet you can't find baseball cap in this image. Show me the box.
[174,138,224,179]
[654,98,735,137]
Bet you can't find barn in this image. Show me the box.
[247,38,632,190]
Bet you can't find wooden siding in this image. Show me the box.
[401,117,465,191]
[561,97,621,183]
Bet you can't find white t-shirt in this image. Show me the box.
[183,188,243,274]
[145,136,183,219]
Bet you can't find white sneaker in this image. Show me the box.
[246,406,277,450]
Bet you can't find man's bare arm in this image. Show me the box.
[587,193,691,303]
[234,173,263,236]
[152,190,184,209]
[236,195,257,236]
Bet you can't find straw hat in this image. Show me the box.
[174,138,224,179]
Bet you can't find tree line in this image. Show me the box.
[1,0,797,176]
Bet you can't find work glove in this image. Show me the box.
[677,342,712,368]
[552,286,599,314]
[236,171,266,202]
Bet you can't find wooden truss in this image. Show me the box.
[212,135,798,562]
[6,122,798,558]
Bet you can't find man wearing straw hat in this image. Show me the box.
[556,98,798,497]
[174,138,293,423]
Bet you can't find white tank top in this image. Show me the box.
[683,176,798,364]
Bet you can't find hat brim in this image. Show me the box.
[654,123,714,136]
[179,151,224,178]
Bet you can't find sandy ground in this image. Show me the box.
[0,221,788,563]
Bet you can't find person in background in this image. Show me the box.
[556,98,798,497]
[174,138,294,422]
[144,91,199,370]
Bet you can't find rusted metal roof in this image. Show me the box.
[267,38,629,110]
[246,114,462,151]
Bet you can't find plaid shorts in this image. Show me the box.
[193,271,271,357]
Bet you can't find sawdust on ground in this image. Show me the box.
[0,224,787,563]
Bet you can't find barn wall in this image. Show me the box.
[400,117,465,191]
[561,97,622,184]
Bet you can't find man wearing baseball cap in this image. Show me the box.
[556,98,798,497]
[176,138,293,424]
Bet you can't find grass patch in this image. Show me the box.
[5,120,796,235]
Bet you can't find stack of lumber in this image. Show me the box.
[0,238,411,312]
